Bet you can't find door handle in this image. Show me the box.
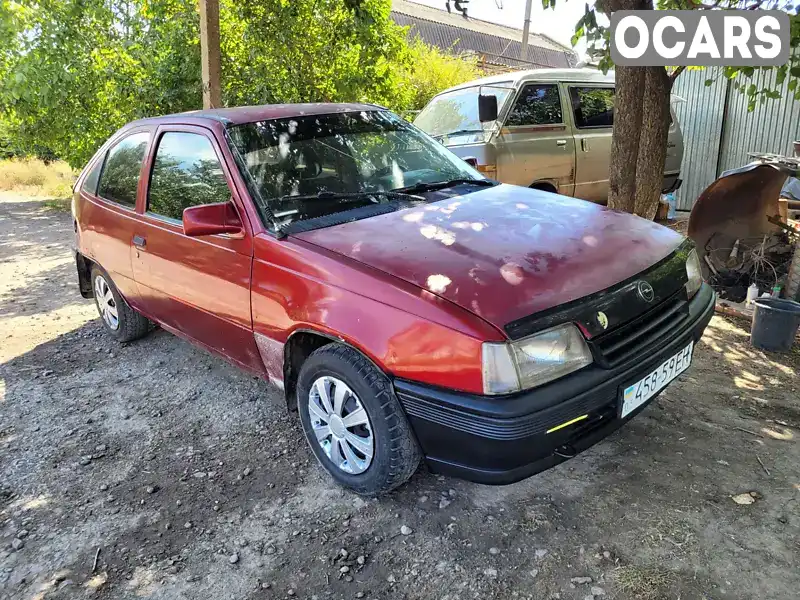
[133,235,146,249]
[581,139,589,152]
[556,139,567,147]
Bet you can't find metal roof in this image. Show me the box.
[391,0,576,69]
[437,67,614,94]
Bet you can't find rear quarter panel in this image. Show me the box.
[74,195,142,301]
[250,234,505,394]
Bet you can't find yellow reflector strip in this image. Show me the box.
[546,414,589,434]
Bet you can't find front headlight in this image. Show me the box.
[482,323,593,395]
[685,248,703,299]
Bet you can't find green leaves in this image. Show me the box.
[0,0,466,166]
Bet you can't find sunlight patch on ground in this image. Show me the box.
[127,566,160,596]
[9,494,50,512]
[0,303,94,362]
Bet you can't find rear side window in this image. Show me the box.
[570,87,615,129]
[506,84,563,126]
[97,132,150,207]
[147,132,231,221]
[81,157,104,195]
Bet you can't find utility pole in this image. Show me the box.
[199,0,221,109]
[521,0,532,62]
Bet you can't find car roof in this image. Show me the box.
[437,68,615,95]
[126,102,385,127]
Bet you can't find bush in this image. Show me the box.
[0,158,76,198]
[395,39,482,116]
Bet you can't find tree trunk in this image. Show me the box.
[607,65,645,213]
[633,67,672,219]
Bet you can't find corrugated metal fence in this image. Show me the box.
[673,68,800,211]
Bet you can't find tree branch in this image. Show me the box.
[669,65,686,84]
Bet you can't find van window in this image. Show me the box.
[414,84,515,139]
[569,87,615,129]
[97,132,150,207]
[148,132,231,221]
[506,84,562,126]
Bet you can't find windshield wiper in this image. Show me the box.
[432,129,486,139]
[392,178,497,195]
[275,190,423,203]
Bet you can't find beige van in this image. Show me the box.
[414,68,684,203]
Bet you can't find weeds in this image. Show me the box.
[0,158,75,198]
[614,565,672,600]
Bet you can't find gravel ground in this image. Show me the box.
[1,195,799,600]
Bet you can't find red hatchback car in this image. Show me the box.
[73,103,714,495]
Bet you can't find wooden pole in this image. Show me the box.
[199,0,221,109]
[521,0,532,61]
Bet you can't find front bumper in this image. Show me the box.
[394,283,715,485]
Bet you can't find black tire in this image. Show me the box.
[90,266,151,343]
[297,343,421,495]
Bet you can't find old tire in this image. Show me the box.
[91,266,151,343]
[297,343,421,495]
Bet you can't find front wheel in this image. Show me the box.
[297,343,421,495]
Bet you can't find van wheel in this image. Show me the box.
[91,266,151,343]
[297,343,421,496]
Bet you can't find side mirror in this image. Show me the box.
[462,156,479,167]
[478,94,498,123]
[183,202,243,237]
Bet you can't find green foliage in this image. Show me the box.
[398,38,482,116]
[0,0,478,168]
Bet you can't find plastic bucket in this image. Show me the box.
[751,298,800,352]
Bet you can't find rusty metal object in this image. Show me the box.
[688,154,799,280]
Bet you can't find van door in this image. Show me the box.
[567,85,615,203]
[495,82,575,195]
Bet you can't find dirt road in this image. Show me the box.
[1,195,799,600]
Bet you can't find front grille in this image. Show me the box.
[590,290,689,368]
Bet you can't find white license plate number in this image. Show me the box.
[620,342,693,418]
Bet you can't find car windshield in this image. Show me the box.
[414,84,514,141]
[227,110,484,231]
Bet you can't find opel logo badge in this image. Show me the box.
[597,311,609,330]
[637,281,655,303]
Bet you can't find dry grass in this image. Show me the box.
[613,565,672,600]
[0,158,75,199]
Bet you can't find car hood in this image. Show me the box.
[293,185,684,333]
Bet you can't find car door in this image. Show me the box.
[131,125,262,373]
[568,84,615,203]
[494,82,575,195]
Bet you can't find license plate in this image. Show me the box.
[620,342,693,418]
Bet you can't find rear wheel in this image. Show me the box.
[297,343,421,495]
[91,266,151,342]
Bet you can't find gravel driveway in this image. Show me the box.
[1,195,799,600]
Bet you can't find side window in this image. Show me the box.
[81,155,104,195]
[505,84,563,127]
[97,132,150,207]
[148,132,231,221]
[570,87,615,129]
